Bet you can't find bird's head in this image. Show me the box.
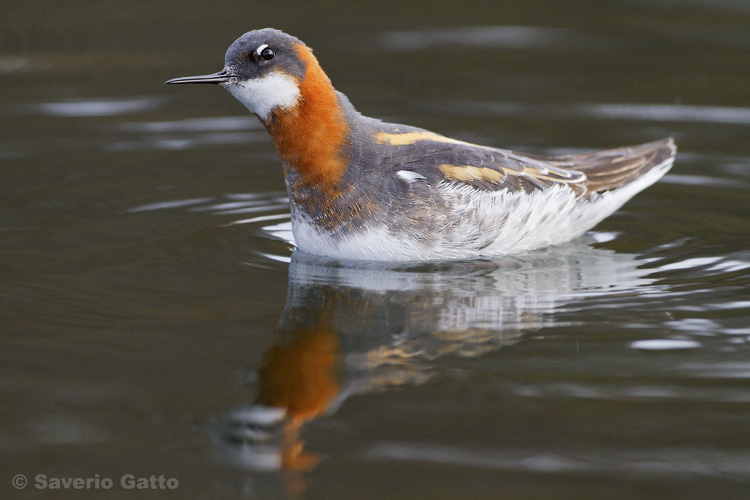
[166,28,310,122]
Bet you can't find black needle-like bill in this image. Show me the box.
[165,70,231,85]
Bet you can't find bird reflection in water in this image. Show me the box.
[210,235,656,487]
[254,322,340,472]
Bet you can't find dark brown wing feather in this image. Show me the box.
[521,138,676,197]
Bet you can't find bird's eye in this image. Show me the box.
[259,47,275,61]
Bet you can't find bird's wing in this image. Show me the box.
[383,131,674,197]
[382,135,586,195]
[523,138,676,196]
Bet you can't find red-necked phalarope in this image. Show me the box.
[166,28,676,261]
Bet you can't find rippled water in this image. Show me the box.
[2,1,749,498]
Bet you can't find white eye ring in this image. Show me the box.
[255,43,274,61]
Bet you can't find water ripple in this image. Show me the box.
[449,100,750,126]
[118,116,260,133]
[365,442,750,476]
[630,339,702,350]
[382,26,571,51]
[108,115,266,152]
[105,131,267,152]
[125,197,215,213]
[35,97,163,117]
[581,103,750,125]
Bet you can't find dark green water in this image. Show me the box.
[2,1,749,498]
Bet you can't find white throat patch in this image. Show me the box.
[222,71,301,121]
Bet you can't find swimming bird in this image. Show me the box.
[166,28,676,261]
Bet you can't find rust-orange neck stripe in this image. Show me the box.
[266,45,349,190]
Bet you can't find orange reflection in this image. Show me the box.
[255,325,340,472]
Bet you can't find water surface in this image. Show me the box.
[1,0,749,498]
